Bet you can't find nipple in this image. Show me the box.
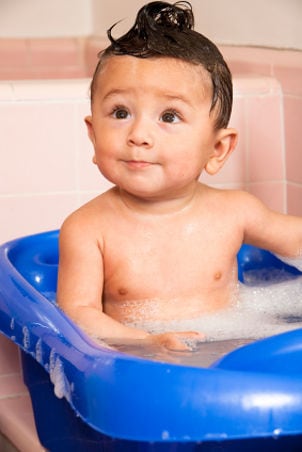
[214,271,222,281]
[118,287,128,296]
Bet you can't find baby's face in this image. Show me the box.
[86,55,220,201]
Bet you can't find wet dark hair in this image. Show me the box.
[90,1,233,129]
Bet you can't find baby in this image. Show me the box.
[57,1,302,351]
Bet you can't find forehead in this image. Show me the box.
[92,55,212,102]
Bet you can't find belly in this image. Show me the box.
[104,287,238,324]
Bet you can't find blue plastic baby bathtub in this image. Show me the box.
[1,230,302,452]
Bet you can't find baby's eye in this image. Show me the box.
[160,110,181,123]
[112,107,130,120]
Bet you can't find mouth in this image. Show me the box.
[123,160,155,169]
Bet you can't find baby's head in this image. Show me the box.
[90,1,233,130]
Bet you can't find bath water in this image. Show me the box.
[45,266,302,367]
[107,269,302,367]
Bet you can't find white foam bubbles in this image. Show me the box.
[126,275,302,342]
[22,326,30,349]
[35,338,43,364]
[49,348,71,400]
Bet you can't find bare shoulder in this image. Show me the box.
[59,188,118,250]
[204,185,278,222]
[199,185,280,232]
[200,185,262,210]
[200,186,296,252]
[210,187,302,255]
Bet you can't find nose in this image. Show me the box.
[127,116,154,148]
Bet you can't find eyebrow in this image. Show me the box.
[102,88,196,108]
[102,89,128,102]
[163,93,194,106]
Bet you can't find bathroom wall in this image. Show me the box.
[223,46,302,218]
[0,0,93,38]
[0,78,108,244]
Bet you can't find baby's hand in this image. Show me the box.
[150,331,205,351]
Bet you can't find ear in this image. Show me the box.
[84,116,97,164]
[84,115,95,145]
[205,128,238,175]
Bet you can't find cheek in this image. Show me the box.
[94,147,114,170]
[92,138,113,172]
[93,130,120,159]
[166,153,203,182]
[93,154,119,185]
[172,141,205,168]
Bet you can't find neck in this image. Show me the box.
[117,183,201,216]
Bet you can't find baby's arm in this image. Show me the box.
[57,212,201,351]
[241,192,302,261]
[57,213,149,340]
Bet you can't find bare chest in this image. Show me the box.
[102,218,240,304]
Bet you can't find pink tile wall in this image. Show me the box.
[0,78,114,244]
[0,37,81,79]
[84,37,108,77]
[287,183,302,216]
[222,46,302,215]
[284,97,302,184]
[201,75,286,212]
[0,37,107,80]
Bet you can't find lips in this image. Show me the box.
[124,160,154,169]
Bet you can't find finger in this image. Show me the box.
[157,335,191,351]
